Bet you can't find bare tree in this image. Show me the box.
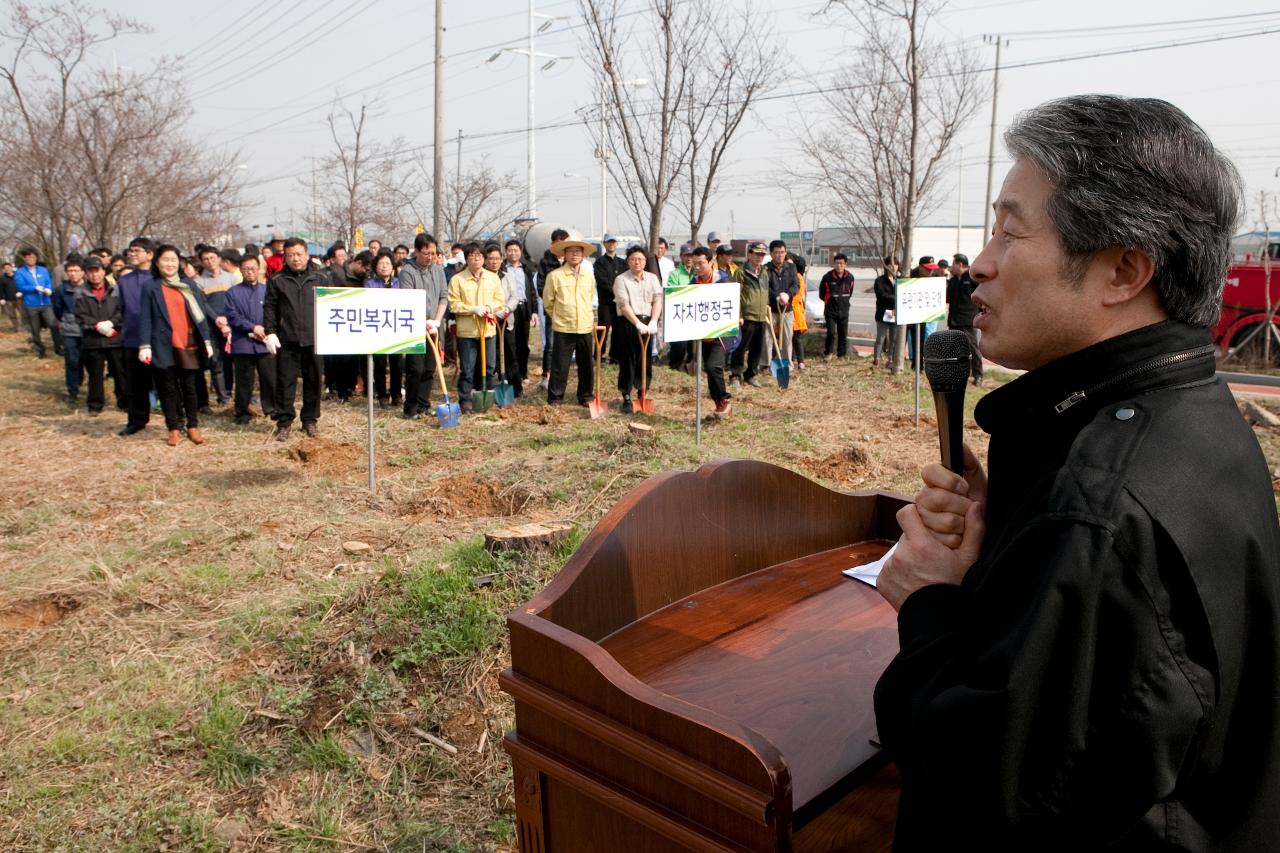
[670,6,782,245]
[0,1,142,260]
[579,0,715,251]
[72,68,246,251]
[803,0,983,370]
[0,1,247,259]
[440,159,524,242]
[808,1,982,265]
[309,101,423,247]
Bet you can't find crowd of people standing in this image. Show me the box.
[0,229,983,445]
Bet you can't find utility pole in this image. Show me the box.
[528,0,537,219]
[432,0,445,239]
[488,4,568,222]
[982,34,1005,247]
[955,144,963,254]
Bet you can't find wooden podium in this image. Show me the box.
[500,460,906,852]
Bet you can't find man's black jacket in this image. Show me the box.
[873,273,896,322]
[947,270,979,327]
[594,252,627,303]
[819,269,855,314]
[875,320,1280,851]
[263,265,328,347]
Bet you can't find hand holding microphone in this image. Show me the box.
[877,331,987,609]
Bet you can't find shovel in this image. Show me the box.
[636,331,656,413]
[471,317,497,412]
[428,332,459,429]
[589,324,608,419]
[768,309,791,389]
[494,316,515,407]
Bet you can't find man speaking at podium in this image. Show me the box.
[874,95,1280,850]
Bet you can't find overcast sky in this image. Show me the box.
[114,0,1280,243]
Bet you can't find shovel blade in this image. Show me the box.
[772,358,791,389]
[494,382,515,407]
[435,401,460,429]
[637,393,656,413]
[472,390,495,412]
[588,399,607,419]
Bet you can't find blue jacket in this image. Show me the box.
[138,278,213,370]
[117,268,153,348]
[223,281,269,355]
[14,264,53,308]
[364,275,399,288]
[53,282,85,336]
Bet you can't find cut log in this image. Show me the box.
[627,421,656,438]
[485,521,574,555]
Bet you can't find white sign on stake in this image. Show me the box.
[893,277,947,326]
[314,287,429,355]
[662,281,740,448]
[313,287,429,496]
[662,282,740,342]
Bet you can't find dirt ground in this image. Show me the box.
[0,330,1276,851]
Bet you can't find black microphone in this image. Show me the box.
[923,330,971,475]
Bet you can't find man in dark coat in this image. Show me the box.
[74,256,126,414]
[874,94,1280,850]
[818,252,855,359]
[260,237,327,440]
[946,252,982,385]
[594,235,627,361]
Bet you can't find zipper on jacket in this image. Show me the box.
[1053,345,1216,414]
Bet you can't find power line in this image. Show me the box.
[190,0,378,99]
[998,9,1280,38]
[185,0,311,82]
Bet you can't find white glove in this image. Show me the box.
[264,333,280,356]
[646,321,659,335]
[204,341,214,358]
[138,345,152,365]
[472,306,487,317]
[778,292,789,307]
[497,308,510,320]
[425,318,439,333]
[634,319,645,332]
[95,320,113,335]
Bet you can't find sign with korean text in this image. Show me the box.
[663,282,739,342]
[314,287,428,355]
[893,277,947,325]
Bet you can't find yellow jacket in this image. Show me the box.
[448,267,504,338]
[543,264,596,334]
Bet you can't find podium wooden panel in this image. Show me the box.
[500,460,906,851]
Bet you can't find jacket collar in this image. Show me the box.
[974,320,1217,436]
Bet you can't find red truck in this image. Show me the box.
[1213,234,1280,367]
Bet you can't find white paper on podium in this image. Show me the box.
[843,541,898,588]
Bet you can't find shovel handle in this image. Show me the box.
[427,330,451,401]
[638,331,650,399]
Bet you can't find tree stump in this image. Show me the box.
[485,521,574,555]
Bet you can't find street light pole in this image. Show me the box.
[595,79,646,236]
[487,5,569,222]
[527,0,536,219]
[433,0,444,239]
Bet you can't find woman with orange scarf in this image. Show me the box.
[138,245,215,446]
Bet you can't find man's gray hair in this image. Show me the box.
[1004,94,1241,326]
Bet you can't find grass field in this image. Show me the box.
[0,329,1275,852]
